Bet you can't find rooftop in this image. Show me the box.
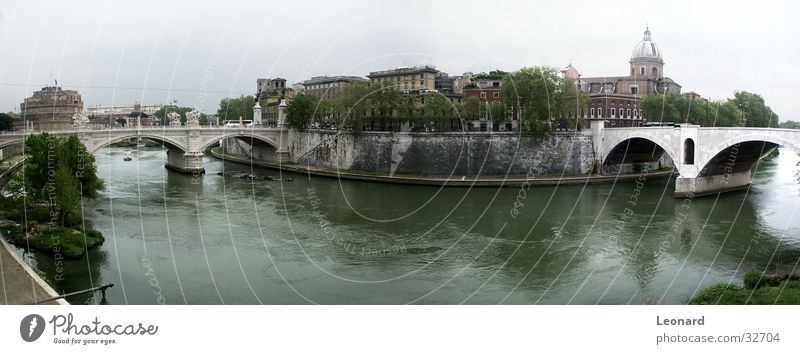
[303,75,368,85]
[367,65,439,78]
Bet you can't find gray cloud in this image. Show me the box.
[0,0,797,120]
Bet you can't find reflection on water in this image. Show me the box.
[19,146,800,304]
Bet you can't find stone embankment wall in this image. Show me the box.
[282,131,595,176]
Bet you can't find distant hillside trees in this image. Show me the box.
[640,91,778,127]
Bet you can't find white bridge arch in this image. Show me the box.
[0,127,290,174]
[593,121,800,197]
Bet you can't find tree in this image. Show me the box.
[501,66,562,133]
[14,133,104,225]
[464,96,481,121]
[639,93,757,127]
[423,94,453,131]
[216,95,255,124]
[0,113,13,131]
[732,91,778,127]
[558,77,588,130]
[337,81,372,130]
[488,101,506,130]
[53,163,80,225]
[285,94,319,129]
[370,81,401,129]
[115,118,128,126]
[780,120,800,129]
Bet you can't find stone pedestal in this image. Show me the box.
[253,102,263,125]
[277,99,288,128]
[590,120,605,174]
[674,170,751,198]
[165,150,205,174]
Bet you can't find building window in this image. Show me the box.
[627,109,632,118]
[630,86,638,95]
[420,80,424,86]
[611,108,616,117]
[598,108,603,117]
[590,108,595,118]
[493,92,499,98]
[480,92,486,98]
[640,67,645,75]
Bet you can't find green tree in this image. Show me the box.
[216,95,255,124]
[501,66,562,133]
[285,94,319,129]
[464,96,481,121]
[780,120,800,129]
[53,163,80,225]
[370,81,401,129]
[558,77,588,130]
[398,96,419,129]
[488,101,506,130]
[337,81,372,130]
[14,133,104,224]
[640,93,750,127]
[423,94,453,131]
[640,94,681,123]
[732,91,778,127]
[0,113,13,131]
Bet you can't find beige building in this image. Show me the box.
[367,65,439,93]
[302,75,368,99]
[19,86,84,130]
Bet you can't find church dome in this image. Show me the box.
[631,27,661,60]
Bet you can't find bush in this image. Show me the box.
[5,225,104,259]
[5,206,54,225]
[744,270,764,289]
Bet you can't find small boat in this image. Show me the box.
[123,151,132,161]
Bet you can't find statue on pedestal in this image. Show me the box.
[185,109,200,127]
[167,111,182,127]
[72,112,90,129]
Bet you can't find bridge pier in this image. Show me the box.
[674,171,752,198]
[165,150,205,175]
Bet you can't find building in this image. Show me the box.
[256,78,288,99]
[367,65,439,93]
[462,73,517,131]
[301,75,368,98]
[87,103,161,126]
[19,86,84,130]
[566,27,682,127]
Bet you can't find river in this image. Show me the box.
[19,146,800,304]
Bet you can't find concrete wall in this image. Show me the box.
[286,131,594,176]
[221,137,279,162]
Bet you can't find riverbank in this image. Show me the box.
[210,147,676,187]
[689,270,800,304]
[0,158,69,304]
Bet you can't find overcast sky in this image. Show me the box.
[0,0,797,120]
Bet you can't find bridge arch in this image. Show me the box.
[198,132,281,152]
[696,133,799,178]
[0,138,24,150]
[87,133,188,153]
[602,131,681,175]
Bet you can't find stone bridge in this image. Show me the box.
[0,127,291,174]
[591,121,800,197]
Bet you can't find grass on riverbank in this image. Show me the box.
[0,199,104,259]
[689,270,800,304]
